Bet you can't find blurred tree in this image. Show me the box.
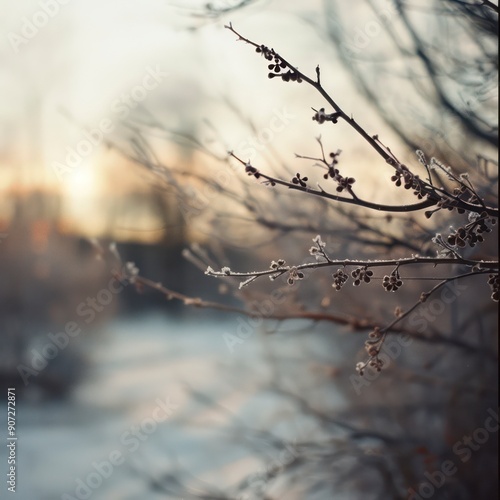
[324,0,498,164]
[119,1,498,498]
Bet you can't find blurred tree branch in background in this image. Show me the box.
[324,0,498,164]
[113,1,498,498]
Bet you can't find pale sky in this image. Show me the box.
[0,0,408,239]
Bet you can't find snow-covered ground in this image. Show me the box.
[3,313,345,500]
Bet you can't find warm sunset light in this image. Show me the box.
[1,0,416,241]
[1,1,498,499]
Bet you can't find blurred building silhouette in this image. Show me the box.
[0,187,194,399]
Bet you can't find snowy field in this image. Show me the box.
[3,313,345,500]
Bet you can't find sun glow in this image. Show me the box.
[62,160,99,199]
